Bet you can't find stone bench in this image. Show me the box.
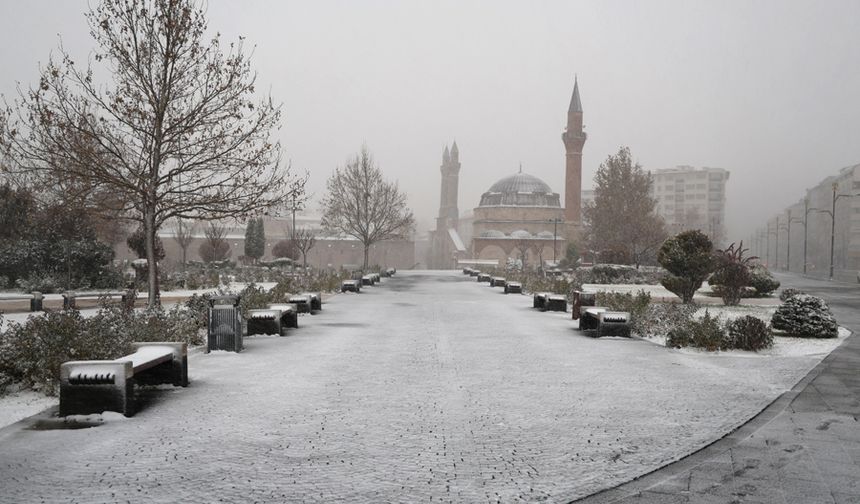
[580,307,631,337]
[0,292,44,311]
[341,280,361,293]
[63,290,136,310]
[504,281,522,294]
[361,275,375,286]
[269,304,300,329]
[545,295,567,312]
[490,277,506,287]
[469,270,480,277]
[533,292,550,309]
[463,268,474,275]
[289,294,314,313]
[247,304,300,336]
[476,273,491,282]
[60,342,188,417]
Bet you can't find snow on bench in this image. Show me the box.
[490,277,506,287]
[504,281,522,294]
[477,273,491,283]
[341,280,361,293]
[580,307,631,337]
[62,290,136,310]
[0,292,44,311]
[60,342,188,417]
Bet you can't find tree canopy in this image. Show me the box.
[320,146,414,269]
[583,147,666,267]
[1,0,304,304]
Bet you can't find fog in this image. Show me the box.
[2,0,859,240]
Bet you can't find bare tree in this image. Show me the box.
[583,147,667,268]
[512,237,533,271]
[320,146,414,269]
[292,227,317,272]
[199,222,230,263]
[0,0,304,305]
[172,218,196,269]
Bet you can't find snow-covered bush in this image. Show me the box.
[594,290,651,333]
[779,288,804,302]
[636,302,697,338]
[0,305,201,396]
[725,315,773,351]
[658,230,715,304]
[749,264,780,297]
[576,264,664,285]
[710,242,754,306]
[666,310,724,351]
[771,295,838,338]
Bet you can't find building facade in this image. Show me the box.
[651,166,730,246]
[427,77,584,269]
[115,215,416,270]
[756,163,860,281]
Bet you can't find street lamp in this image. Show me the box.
[786,209,804,273]
[824,183,860,280]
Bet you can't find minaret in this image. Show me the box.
[437,142,460,230]
[562,77,586,233]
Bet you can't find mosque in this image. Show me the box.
[427,78,586,269]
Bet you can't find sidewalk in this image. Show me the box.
[576,273,860,504]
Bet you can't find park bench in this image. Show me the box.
[469,270,480,277]
[269,304,300,329]
[386,268,397,276]
[490,277,506,287]
[59,342,188,417]
[463,267,473,275]
[0,292,44,312]
[62,289,136,310]
[247,307,295,336]
[545,295,567,312]
[361,275,375,286]
[208,295,243,352]
[579,307,631,337]
[504,281,522,294]
[341,280,361,293]
[289,294,314,313]
[533,292,550,309]
[370,273,381,283]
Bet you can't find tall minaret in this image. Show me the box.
[562,77,586,234]
[437,142,460,230]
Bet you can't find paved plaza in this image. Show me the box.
[0,272,838,503]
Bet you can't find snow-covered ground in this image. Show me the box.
[583,282,780,306]
[0,271,850,503]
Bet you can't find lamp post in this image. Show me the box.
[786,209,804,273]
[826,183,860,280]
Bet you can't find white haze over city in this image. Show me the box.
[1,0,858,239]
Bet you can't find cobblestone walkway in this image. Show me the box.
[0,272,834,503]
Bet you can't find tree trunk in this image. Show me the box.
[144,210,160,307]
[302,251,308,274]
[363,243,370,271]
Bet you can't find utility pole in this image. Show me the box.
[803,197,809,275]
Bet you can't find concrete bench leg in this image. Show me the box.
[132,343,189,387]
[60,361,135,416]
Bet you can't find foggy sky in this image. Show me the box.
[2,0,859,241]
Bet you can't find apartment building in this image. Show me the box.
[651,166,730,246]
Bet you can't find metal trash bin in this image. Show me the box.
[208,295,243,352]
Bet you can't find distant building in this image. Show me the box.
[427,77,585,269]
[115,214,415,270]
[650,166,729,246]
[760,163,860,281]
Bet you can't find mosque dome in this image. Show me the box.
[510,230,532,239]
[479,171,561,207]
